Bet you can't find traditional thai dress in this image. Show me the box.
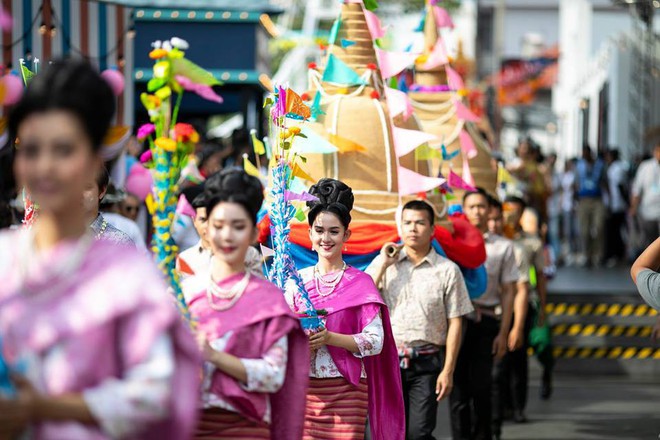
[187,273,309,440]
[90,213,135,247]
[0,229,200,439]
[178,245,264,304]
[297,266,405,440]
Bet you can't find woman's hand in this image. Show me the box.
[195,332,218,364]
[309,329,331,351]
[0,374,38,438]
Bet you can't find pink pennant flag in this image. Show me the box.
[448,169,476,192]
[385,87,414,120]
[364,9,385,39]
[420,39,449,70]
[284,190,319,203]
[459,130,478,159]
[455,100,480,122]
[433,5,455,29]
[176,75,223,104]
[398,166,446,195]
[376,48,419,79]
[260,244,275,258]
[392,126,438,158]
[462,156,476,187]
[445,65,464,90]
[176,194,197,218]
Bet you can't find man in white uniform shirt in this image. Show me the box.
[450,188,519,440]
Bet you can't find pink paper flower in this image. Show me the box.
[139,149,153,163]
[137,123,155,141]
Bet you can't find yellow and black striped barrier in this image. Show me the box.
[546,303,658,317]
[551,323,655,338]
[533,346,660,360]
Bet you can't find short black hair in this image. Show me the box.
[487,195,502,211]
[402,200,435,225]
[97,166,110,192]
[505,195,527,211]
[462,187,489,204]
[191,192,207,210]
[9,58,115,150]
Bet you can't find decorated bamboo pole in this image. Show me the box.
[138,38,223,322]
[265,86,325,333]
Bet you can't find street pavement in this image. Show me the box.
[433,367,660,439]
[430,263,660,439]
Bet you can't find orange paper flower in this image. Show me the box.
[149,48,168,59]
[173,123,199,143]
[155,137,178,152]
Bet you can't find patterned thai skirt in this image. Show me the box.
[303,377,369,440]
[194,407,270,439]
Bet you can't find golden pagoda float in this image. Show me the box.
[407,0,498,200]
[256,0,487,294]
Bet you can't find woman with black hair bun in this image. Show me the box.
[186,168,309,439]
[0,58,200,439]
[297,178,404,440]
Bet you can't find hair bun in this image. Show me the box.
[204,168,264,223]
[307,178,354,211]
[307,178,354,228]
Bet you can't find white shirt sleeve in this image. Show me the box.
[632,163,646,197]
[352,314,384,358]
[82,334,175,439]
[239,335,288,393]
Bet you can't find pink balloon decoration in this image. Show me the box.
[101,68,125,96]
[126,163,153,201]
[3,74,23,105]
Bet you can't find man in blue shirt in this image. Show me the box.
[575,145,606,268]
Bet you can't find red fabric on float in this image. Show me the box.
[258,213,486,269]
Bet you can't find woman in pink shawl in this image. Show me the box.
[185,169,309,439]
[295,178,405,440]
[0,59,200,439]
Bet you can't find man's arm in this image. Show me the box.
[366,243,398,288]
[509,280,529,351]
[493,281,514,359]
[436,317,462,401]
[631,237,660,282]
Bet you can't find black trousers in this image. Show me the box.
[604,211,626,261]
[492,311,534,435]
[401,349,446,440]
[449,316,499,440]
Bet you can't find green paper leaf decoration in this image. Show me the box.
[364,0,379,12]
[20,65,35,85]
[295,206,306,222]
[147,77,167,92]
[172,58,221,87]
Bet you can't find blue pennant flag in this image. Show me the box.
[322,54,366,86]
[414,10,426,32]
[340,39,356,48]
[329,18,341,46]
[310,92,326,121]
[442,144,460,161]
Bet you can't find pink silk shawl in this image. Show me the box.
[0,231,201,440]
[302,266,406,440]
[188,273,310,440]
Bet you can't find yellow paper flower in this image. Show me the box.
[155,86,172,100]
[153,61,170,79]
[289,126,301,135]
[140,93,161,110]
[155,137,178,152]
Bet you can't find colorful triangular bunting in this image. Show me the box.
[322,54,366,86]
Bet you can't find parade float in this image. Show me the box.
[408,0,499,199]
[257,0,487,295]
